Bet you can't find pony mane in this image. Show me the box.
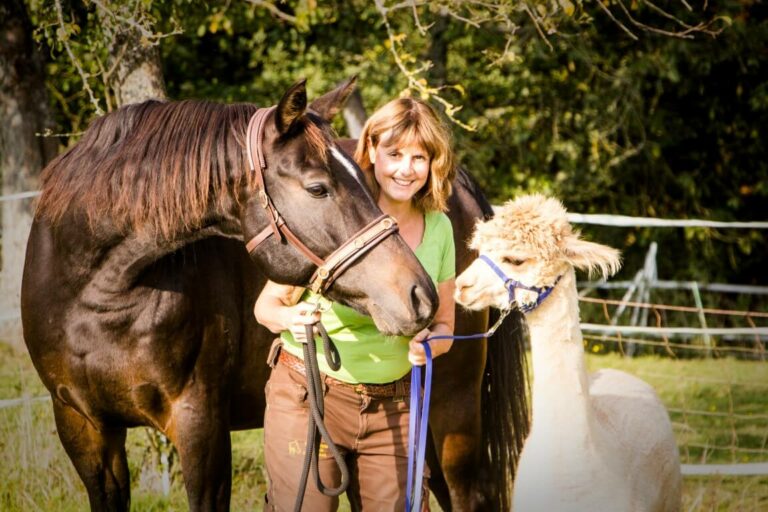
[37,100,263,239]
[456,166,495,220]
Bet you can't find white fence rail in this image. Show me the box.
[0,190,41,203]
[566,212,768,229]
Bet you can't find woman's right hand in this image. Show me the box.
[284,301,321,343]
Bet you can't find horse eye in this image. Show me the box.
[502,257,526,266]
[305,184,328,198]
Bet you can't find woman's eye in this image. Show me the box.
[306,184,328,198]
[502,257,526,266]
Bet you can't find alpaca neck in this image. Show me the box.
[525,268,592,431]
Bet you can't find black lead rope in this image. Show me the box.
[293,322,349,512]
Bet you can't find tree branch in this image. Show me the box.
[54,0,104,115]
[245,0,297,24]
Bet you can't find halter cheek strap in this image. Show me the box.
[243,107,400,295]
[478,254,561,313]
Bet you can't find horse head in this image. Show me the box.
[239,78,437,335]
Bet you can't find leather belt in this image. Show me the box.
[278,350,410,399]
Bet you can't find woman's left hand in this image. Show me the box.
[408,328,453,366]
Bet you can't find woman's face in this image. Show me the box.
[369,135,431,208]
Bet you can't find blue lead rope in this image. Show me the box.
[406,341,431,511]
[405,327,508,511]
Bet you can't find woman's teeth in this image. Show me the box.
[393,178,412,186]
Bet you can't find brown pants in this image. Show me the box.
[263,352,428,511]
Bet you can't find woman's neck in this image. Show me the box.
[378,197,424,251]
[377,196,420,224]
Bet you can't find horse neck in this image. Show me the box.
[80,211,241,301]
[524,268,593,434]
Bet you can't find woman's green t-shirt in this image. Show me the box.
[280,211,455,384]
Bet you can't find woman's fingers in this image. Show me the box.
[408,336,454,366]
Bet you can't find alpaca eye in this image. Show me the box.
[305,184,328,198]
[502,257,526,266]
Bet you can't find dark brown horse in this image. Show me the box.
[22,78,435,510]
[22,77,529,511]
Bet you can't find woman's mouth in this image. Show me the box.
[393,178,413,187]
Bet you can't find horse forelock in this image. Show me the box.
[37,100,259,239]
[298,113,332,164]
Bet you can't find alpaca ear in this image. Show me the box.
[309,75,358,121]
[563,235,622,279]
[275,79,308,135]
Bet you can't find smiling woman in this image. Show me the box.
[254,96,457,511]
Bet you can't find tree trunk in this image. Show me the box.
[0,0,57,345]
[342,89,367,139]
[101,5,167,106]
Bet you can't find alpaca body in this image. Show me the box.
[454,194,682,512]
[515,270,681,512]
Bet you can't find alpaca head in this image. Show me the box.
[455,194,621,312]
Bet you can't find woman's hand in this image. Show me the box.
[408,277,456,366]
[284,301,321,343]
[408,328,453,366]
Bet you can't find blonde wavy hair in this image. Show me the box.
[354,98,455,213]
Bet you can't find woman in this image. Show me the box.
[255,97,456,511]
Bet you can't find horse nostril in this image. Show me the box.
[411,284,435,323]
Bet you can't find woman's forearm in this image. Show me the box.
[254,295,290,334]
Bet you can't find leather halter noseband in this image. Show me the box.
[243,107,399,295]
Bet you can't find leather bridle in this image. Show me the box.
[243,106,399,295]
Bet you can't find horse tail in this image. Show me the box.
[482,308,530,510]
[458,165,530,508]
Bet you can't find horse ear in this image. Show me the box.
[275,79,308,135]
[563,235,622,279]
[309,76,358,121]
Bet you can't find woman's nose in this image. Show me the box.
[398,156,414,175]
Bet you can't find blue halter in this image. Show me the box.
[478,254,561,313]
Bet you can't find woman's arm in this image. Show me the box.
[408,278,455,366]
[254,281,319,342]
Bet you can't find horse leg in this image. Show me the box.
[166,396,232,511]
[425,432,450,510]
[429,339,488,512]
[52,398,130,511]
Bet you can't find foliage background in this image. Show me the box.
[26,0,768,295]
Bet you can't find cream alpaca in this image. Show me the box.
[455,194,681,512]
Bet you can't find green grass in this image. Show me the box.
[1,342,766,511]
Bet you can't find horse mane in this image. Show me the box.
[456,166,495,220]
[37,99,263,239]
